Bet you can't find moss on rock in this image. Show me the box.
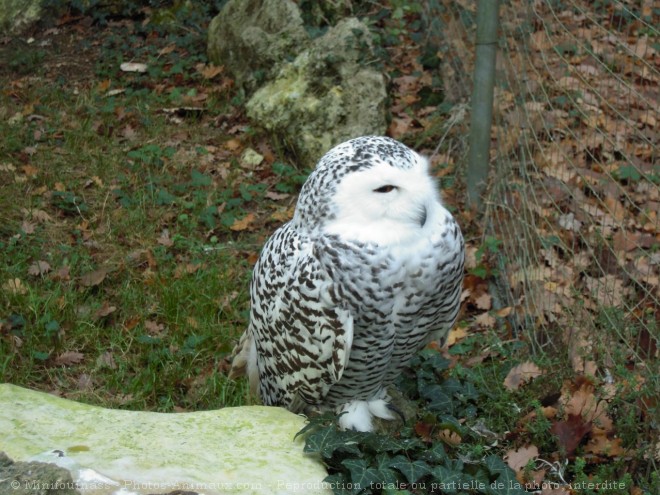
[207,0,309,93]
[0,452,80,495]
[245,18,387,164]
[0,0,42,35]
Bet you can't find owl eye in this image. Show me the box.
[373,185,397,193]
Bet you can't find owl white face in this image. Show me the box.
[323,155,441,245]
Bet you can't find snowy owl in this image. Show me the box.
[230,136,464,431]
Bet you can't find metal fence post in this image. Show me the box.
[467,0,500,211]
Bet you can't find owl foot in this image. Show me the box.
[337,399,395,432]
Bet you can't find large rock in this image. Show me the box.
[207,1,387,164]
[207,0,309,93]
[0,384,330,495]
[0,0,42,35]
[246,17,387,164]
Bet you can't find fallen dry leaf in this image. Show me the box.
[230,213,256,231]
[224,138,242,151]
[550,413,592,456]
[504,362,544,390]
[96,79,111,92]
[505,445,539,473]
[475,292,492,310]
[198,63,223,80]
[24,208,52,223]
[123,316,140,331]
[495,306,513,317]
[3,278,28,295]
[246,251,259,265]
[96,351,117,370]
[438,429,462,446]
[265,191,289,201]
[158,43,176,56]
[22,164,38,176]
[51,265,71,282]
[144,319,165,336]
[94,301,117,319]
[77,373,93,390]
[122,124,137,141]
[388,114,414,139]
[474,311,496,328]
[174,262,203,279]
[560,377,612,427]
[414,421,435,443]
[55,351,84,366]
[585,434,625,457]
[21,221,36,234]
[28,260,51,276]
[446,326,469,346]
[79,268,107,287]
[157,229,174,247]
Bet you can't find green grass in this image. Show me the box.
[0,12,262,412]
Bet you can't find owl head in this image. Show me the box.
[294,136,443,245]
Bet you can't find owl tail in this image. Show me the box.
[229,331,259,395]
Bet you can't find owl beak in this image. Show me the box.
[418,205,428,227]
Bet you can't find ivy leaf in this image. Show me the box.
[421,384,453,413]
[436,415,465,435]
[421,442,448,463]
[484,455,509,476]
[341,458,381,492]
[323,473,352,495]
[440,377,463,395]
[388,455,432,484]
[418,348,451,371]
[483,456,527,495]
[294,411,338,440]
[373,454,402,485]
[431,465,464,494]
[303,426,361,459]
[359,433,422,453]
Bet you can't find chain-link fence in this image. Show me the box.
[435,0,658,376]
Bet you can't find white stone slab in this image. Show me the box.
[0,384,331,494]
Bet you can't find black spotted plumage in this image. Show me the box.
[230,136,465,431]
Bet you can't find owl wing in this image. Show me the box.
[241,225,354,411]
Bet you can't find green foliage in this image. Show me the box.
[298,349,528,495]
[569,457,633,495]
[41,0,226,28]
[470,236,502,279]
[3,45,46,75]
[272,162,310,193]
[50,191,89,215]
[0,0,253,412]
[613,164,642,183]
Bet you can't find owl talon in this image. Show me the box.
[386,403,406,423]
